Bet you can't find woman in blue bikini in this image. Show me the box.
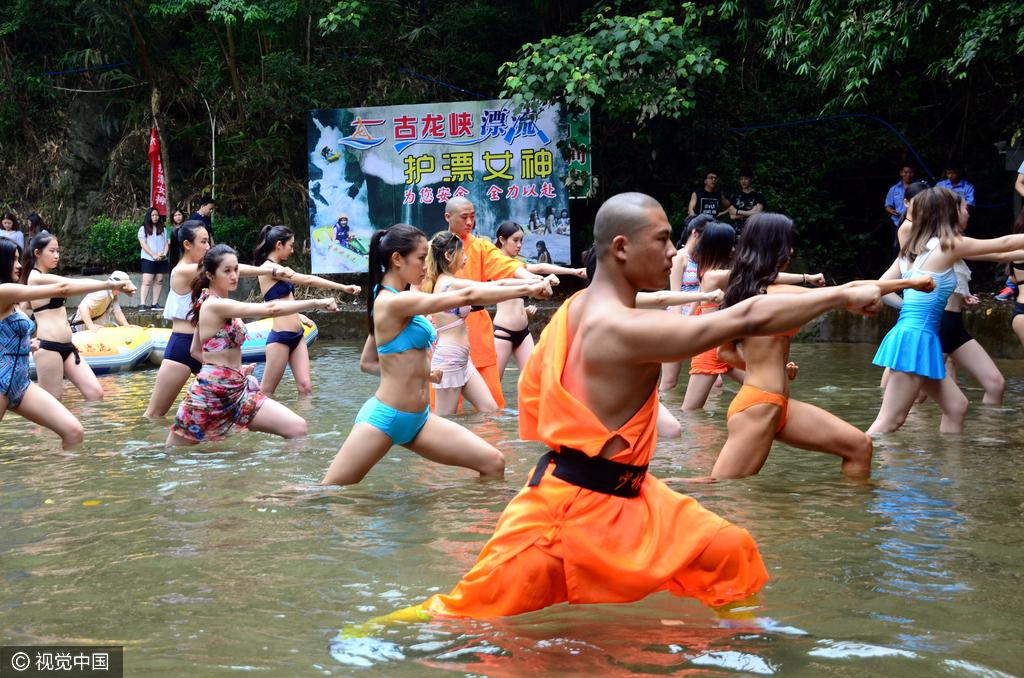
[253,224,360,397]
[869,187,1024,434]
[321,224,552,486]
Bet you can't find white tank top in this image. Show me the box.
[163,288,193,321]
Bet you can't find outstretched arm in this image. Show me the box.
[4,278,131,305]
[776,272,825,286]
[636,289,721,309]
[204,296,338,321]
[525,262,586,279]
[614,285,880,365]
[285,271,361,296]
[385,279,552,318]
[239,263,294,279]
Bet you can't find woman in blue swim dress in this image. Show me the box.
[870,187,1024,434]
[0,239,133,447]
[321,223,552,486]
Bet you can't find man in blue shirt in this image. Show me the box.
[936,161,976,206]
[189,196,215,228]
[884,164,916,226]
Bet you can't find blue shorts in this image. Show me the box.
[164,331,201,374]
[354,396,429,446]
[267,329,304,353]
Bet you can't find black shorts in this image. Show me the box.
[939,310,972,354]
[141,258,169,275]
[163,331,201,374]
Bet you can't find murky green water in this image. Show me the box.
[2,342,1022,676]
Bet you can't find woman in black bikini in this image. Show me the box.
[22,233,137,401]
[491,221,586,381]
[1010,208,1024,350]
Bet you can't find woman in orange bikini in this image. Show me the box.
[712,213,933,478]
[681,222,825,411]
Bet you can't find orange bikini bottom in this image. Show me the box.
[726,384,789,433]
[689,347,730,375]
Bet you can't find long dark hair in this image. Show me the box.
[27,212,47,238]
[1,212,19,232]
[142,207,165,237]
[693,221,735,277]
[188,244,236,325]
[21,232,56,283]
[722,213,794,309]
[677,213,713,249]
[172,220,208,264]
[0,238,21,283]
[366,223,426,334]
[1006,207,1024,280]
[494,220,523,250]
[898,180,931,227]
[253,224,294,264]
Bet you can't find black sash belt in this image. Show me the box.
[528,446,648,498]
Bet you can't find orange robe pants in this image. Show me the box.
[420,292,768,618]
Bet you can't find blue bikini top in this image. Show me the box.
[374,285,437,354]
[264,279,295,301]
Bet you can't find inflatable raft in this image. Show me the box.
[145,318,318,366]
[29,326,154,377]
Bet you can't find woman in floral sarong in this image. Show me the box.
[167,245,339,445]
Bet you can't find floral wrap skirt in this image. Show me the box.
[172,364,266,442]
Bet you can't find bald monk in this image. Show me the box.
[370,192,882,622]
[444,197,542,408]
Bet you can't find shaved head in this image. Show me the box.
[594,192,663,255]
[444,196,473,215]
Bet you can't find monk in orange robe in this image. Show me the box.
[444,197,542,408]
[378,192,882,621]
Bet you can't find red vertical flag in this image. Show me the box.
[149,128,168,215]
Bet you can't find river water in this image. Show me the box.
[1,342,1021,677]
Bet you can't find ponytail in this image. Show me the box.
[366,224,426,335]
[21,232,55,283]
[174,220,208,265]
[253,224,293,264]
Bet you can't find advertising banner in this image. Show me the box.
[307,100,574,273]
[148,128,167,215]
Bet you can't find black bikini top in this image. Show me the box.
[29,268,66,312]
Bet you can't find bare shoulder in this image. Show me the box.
[703,268,730,289]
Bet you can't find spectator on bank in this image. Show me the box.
[189,196,215,228]
[1016,157,1024,199]
[688,170,731,218]
[138,207,169,311]
[0,212,24,249]
[728,168,766,231]
[167,208,186,269]
[936,161,976,207]
[997,158,1024,300]
[70,271,133,332]
[884,164,916,227]
[27,211,49,238]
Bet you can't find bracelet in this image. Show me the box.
[802,274,807,283]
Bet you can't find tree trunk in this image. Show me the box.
[121,1,156,86]
[224,23,246,122]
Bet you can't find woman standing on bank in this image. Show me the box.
[22,233,137,402]
[138,207,169,311]
[253,224,360,397]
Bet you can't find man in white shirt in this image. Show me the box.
[70,271,134,331]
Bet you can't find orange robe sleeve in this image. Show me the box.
[415,293,768,619]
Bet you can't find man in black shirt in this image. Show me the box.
[728,168,766,231]
[688,170,730,218]
[189,195,215,228]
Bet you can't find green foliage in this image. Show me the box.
[211,215,259,261]
[500,8,725,120]
[87,217,143,270]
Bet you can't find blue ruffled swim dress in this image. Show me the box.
[873,238,957,380]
